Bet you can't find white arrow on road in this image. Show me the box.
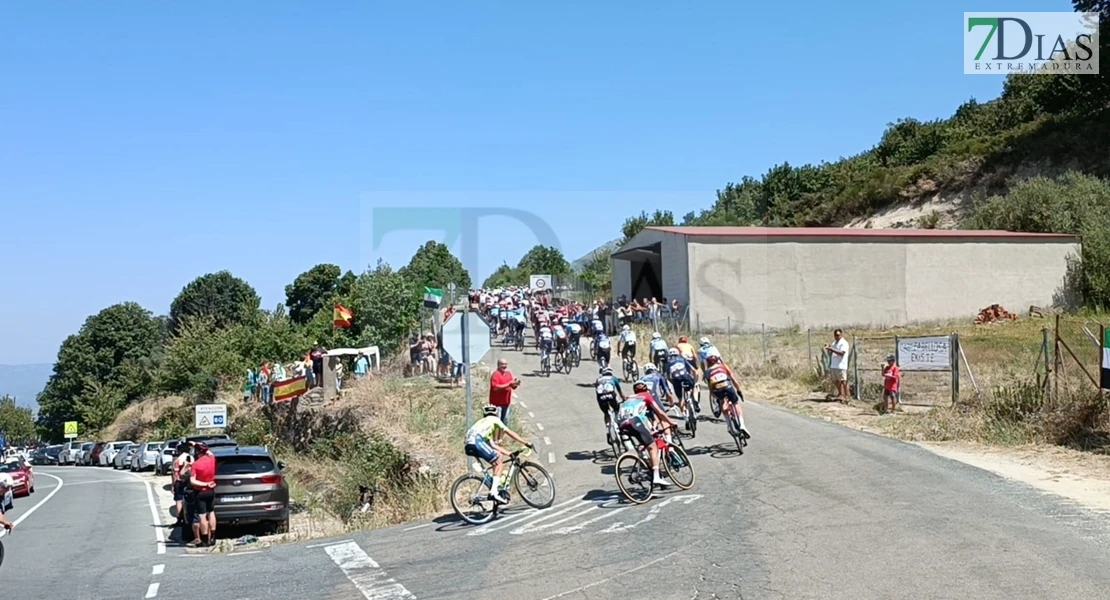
[598,494,702,534]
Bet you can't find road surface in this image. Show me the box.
[17,337,1110,599]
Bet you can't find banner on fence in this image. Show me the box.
[897,336,951,371]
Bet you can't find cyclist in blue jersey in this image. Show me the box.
[649,332,669,370]
[640,363,677,409]
[697,338,723,416]
[595,366,626,440]
[664,347,698,416]
[595,334,612,368]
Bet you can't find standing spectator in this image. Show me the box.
[243,369,254,403]
[422,333,437,374]
[310,344,327,388]
[188,442,217,548]
[335,362,344,394]
[670,298,681,327]
[882,354,901,413]
[488,358,520,425]
[171,445,193,528]
[260,362,272,404]
[408,334,424,375]
[354,351,369,379]
[272,360,286,383]
[824,329,851,403]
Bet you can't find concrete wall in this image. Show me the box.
[661,231,689,306]
[612,258,632,302]
[686,236,1078,330]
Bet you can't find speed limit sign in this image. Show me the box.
[530,275,550,291]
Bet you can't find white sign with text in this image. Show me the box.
[195,404,228,429]
[897,336,951,371]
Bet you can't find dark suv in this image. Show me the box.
[210,446,290,533]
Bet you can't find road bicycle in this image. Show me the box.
[622,355,639,383]
[568,340,581,368]
[719,390,749,455]
[514,329,525,352]
[613,424,694,505]
[540,347,551,377]
[449,448,556,525]
[553,350,566,375]
[559,348,572,375]
[604,407,623,459]
[678,382,698,439]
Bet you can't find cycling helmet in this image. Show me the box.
[601,366,614,376]
[652,332,661,340]
[668,347,680,356]
[643,363,656,374]
[706,355,721,366]
[0,474,13,489]
[678,336,688,343]
[482,405,500,417]
[632,380,648,392]
[699,337,710,347]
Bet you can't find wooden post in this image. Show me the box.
[852,335,860,401]
[950,333,959,406]
[1041,327,1051,399]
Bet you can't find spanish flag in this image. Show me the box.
[333,303,353,328]
[273,375,308,402]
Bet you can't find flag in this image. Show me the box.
[333,303,353,328]
[1102,328,1110,391]
[424,287,444,309]
[273,376,308,402]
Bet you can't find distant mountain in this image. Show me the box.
[0,364,52,413]
[571,239,622,273]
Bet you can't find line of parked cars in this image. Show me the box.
[56,439,165,471]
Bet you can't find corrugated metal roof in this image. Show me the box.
[646,226,1079,240]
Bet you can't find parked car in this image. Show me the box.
[59,441,83,465]
[46,445,63,465]
[211,445,290,533]
[179,435,237,458]
[74,442,95,465]
[156,440,181,475]
[100,441,134,467]
[113,443,138,469]
[29,448,47,465]
[134,442,163,472]
[0,458,34,497]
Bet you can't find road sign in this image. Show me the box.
[530,274,551,292]
[64,421,79,439]
[195,404,228,429]
[440,311,492,365]
[447,282,457,293]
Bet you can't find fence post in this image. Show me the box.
[1041,327,1051,399]
[807,329,813,374]
[852,335,860,401]
[950,333,959,406]
[726,316,732,357]
[762,323,767,363]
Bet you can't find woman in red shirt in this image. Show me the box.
[188,443,218,547]
[882,354,901,413]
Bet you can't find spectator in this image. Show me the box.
[272,360,286,383]
[260,362,272,404]
[335,362,344,394]
[311,344,327,387]
[488,358,520,426]
[670,298,681,326]
[408,334,424,375]
[293,359,306,381]
[171,445,193,528]
[354,351,369,379]
[423,333,437,374]
[243,369,254,403]
[882,354,901,413]
[188,442,217,548]
[824,329,851,403]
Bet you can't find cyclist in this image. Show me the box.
[596,333,612,368]
[665,347,699,417]
[618,325,637,367]
[591,314,605,339]
[595,366,627,441]
[703,355,750,439]
[697,337,721,371]
[616,381,678,487]
[552,321,569,363]
[676,336,697,367]
[511,309,528,344]
[640,363,677,410]
[538,323,554,366]
[464,405,536,504]
[649,332,669,371]
[566,318,583,353]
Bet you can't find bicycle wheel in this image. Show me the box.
[564,354,573,375]
[608,423,623,459]
[685,394,697,439]
[450,474,496,525]
[728,410,745,455]
[663,444,695,490]
[514,461,556,509]
[615,453,654,504]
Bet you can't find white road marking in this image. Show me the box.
[403,523,431,531]
[306,539,353,549]
[551,506,629,535]
[57,479,137,487]
[599,494,702,533]
[0,472,64,539]
[152,564,165,575]
[543,436,551,445]
[528,412,535,418]
[548,452,556,464]
[538,549,683,600]
[518,400,527,408]
[124,471,167,553]
[468,496,582,536]
[324,541,416,599]
[507,500,594,535]
[228,550,263,556]
[145,583,160,598]
[536,423,544,431]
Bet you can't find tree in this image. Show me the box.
[284,264,356,325]
[0,395,36,445]
[36,302,163,439]
[620,210,675,243]
[338,260,421,352]
[169,271,261,333]
[579,250,611,300]
[398,240,472,291]
[516,245,570,276]
[482,263,524,289]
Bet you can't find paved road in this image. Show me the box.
[31,335,1110,599]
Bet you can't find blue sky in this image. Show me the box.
[0,0,1072,364]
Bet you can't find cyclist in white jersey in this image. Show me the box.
[618,325,638,362]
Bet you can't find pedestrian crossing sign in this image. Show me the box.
[64,421,79,438]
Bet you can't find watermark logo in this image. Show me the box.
[965,12,1099,75]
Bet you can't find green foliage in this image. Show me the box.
[621,210,675,242]
[156,317,248,400]
[169,271,261,333]
[966,172,1110,308]
[310,432,413,523]
[398,240,472,292]
[0,395,37,444]
[481,262,525,289]
[36,302,163,439]
[578,249,612,300]
[341,260,421,352]
[285,264,355,325]
[516,245,571,276]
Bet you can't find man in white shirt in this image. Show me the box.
[824,329,851,403]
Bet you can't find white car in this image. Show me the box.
[156,440,182,475]
[113,443,138,469]
[100,441,134,467]
[59,441,84,465]
[73,442,94,465]
[134,442,163,471]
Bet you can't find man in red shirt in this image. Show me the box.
[882,354,901,413]
[188,442,218,547]
[489,358,520,427]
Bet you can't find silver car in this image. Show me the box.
[156,440,181,475]
[100,441,134,467]
[134,442,163,472]
[59,441,84,465]
[113,443,138,469]
[74,442,94,465]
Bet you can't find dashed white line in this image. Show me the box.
[306,539,354,549]
[325,541,417,599]
[145,583,160,598]
[403,523,431,531]
[548,452,556,464]
[152,564,165,576]
[536,423,544,431]
[229,550,263,556]
[543,436,551,445]
[528,411,535,418]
